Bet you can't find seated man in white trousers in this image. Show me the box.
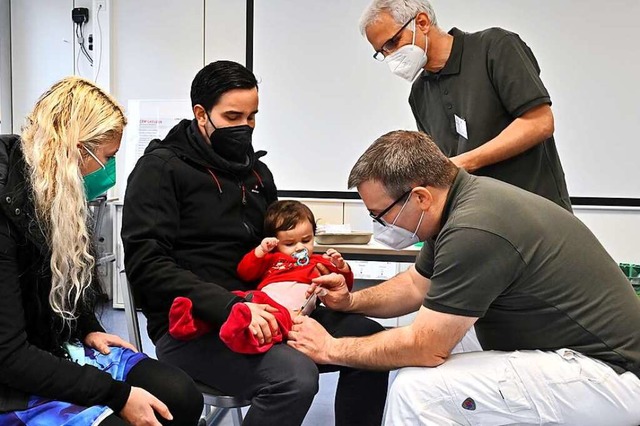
[288,130,640,425]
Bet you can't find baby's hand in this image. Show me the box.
[256,237,279,257]
[323,248,349,272]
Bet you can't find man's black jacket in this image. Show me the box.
[121,119,277,343]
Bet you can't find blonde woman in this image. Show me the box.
[0,77,202,426]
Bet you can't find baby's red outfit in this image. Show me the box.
[168,251,353,354]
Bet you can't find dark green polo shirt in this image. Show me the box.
[409,27,572,211]
[415,170,640,377]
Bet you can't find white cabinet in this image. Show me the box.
[352,262,416,328]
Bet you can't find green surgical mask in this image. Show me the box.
[82,145,116,200]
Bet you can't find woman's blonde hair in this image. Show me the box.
[21,76,126,322]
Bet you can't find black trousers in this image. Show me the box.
[101,357,203,425]
[156,307,389,426]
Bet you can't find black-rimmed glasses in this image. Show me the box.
[369,187,413,226]
[373,17,414,61]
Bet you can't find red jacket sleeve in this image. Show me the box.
[237,250,274,282]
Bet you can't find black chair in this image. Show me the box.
[118,269,250,425]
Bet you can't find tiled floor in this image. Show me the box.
[98,303,395,425]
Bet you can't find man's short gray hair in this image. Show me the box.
[348,130,457,199]
[359,0,438,36]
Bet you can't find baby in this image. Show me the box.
[237,200,353,316]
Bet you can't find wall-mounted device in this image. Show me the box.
[72,7,93,67]
[71,7,89,25]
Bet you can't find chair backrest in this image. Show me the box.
[119,268,251,420]
[119,269,143,352]
[87,195,108,240]
[89,196,116,267]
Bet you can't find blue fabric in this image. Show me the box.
[0,345,146,426]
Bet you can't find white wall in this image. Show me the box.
[10,0,74,131]
[10,0,115,130]
[110,0,248,198]
[205,0,246,65]
[0,0,11,133]
[7,0,248,132]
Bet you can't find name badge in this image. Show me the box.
[454,115,468,139]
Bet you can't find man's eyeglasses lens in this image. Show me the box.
[373,17,414,61]
[369,188,412,226]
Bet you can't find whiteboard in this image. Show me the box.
[253,0,416,193]
[253,0,640,199]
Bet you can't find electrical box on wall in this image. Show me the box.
[72,0,111,91]
[72,7,89,24]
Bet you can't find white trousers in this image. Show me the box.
[385,345,640,425]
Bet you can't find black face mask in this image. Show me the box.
[206,113,254,162]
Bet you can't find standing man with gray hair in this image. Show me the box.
[359,0,572,212]
[287,130,640,425]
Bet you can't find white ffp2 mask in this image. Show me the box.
[373,195,424,250]
[385,19,428,82]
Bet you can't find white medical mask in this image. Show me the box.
[373,194,424,250]
[385,19,428,82]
